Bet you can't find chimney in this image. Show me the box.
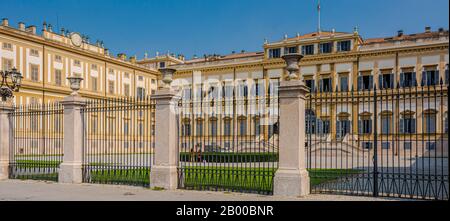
[117,53,127,60]
[425,26,431,33]
[26,25,37,34]
[129,55,136,63]
[1,18,8,26]
[397,30,404,37]
[438,27,444,33]
[18,22,25,31]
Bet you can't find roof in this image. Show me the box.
[285,31,351,41]
[183,51,264,64]
[363,30,449,45]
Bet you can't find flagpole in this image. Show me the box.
[318,0,321,33]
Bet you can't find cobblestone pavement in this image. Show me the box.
[0,180,413,201]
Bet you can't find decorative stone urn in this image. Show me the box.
[281,53,303,81]
[67,76,84,96]
[159,68,176,89]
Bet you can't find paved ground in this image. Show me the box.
[0,179,411,201]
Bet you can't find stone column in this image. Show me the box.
[0,102,14,180]
[273,80,310,196]
[58,95,86,183]
[150,89,180,190]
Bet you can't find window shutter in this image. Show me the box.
[412,72,417,86]
[369,76,374,90]
[411,119,416,133]
[378,75,383,89]
[434,70,440,85]
[357,76,363,91]
[319,80,323,92]
[399,119,404,134]
[390,74,394,88]
[421,71,426,86]
[368,119,373,134]
[358,120,362,134]
[311,80,315,92]
[400,73,404,87]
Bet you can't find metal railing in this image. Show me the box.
[177,93,280,194]
[306,81,449,200]
[81,96,155,187]
[8,102,64,181]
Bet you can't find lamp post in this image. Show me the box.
[281,53,303,81]
[0,67,23,101]
[159,68,176,89]
[66,76,84,96]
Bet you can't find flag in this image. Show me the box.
[318,0,321,11]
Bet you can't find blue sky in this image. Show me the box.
[2,0,448,59]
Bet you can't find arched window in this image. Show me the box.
[358,112,373,135]
[306,109,316,134]
[337,112,351,138]
[400,110,416,134]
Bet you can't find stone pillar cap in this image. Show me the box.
[60,95,87,106]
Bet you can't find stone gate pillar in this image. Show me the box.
[150,68,180,190]
[59,95,86,183]
[0,102,14,180]
[274,53,310,197]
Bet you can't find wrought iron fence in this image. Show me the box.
[81,96,155,187]
[306,81,449,200]
[8,102,64,181]
[177,88,280,194]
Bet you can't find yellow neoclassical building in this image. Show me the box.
[137,27,449,153]
[0,18,159,106]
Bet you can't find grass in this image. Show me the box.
[10,160,363,193]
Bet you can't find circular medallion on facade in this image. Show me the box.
[70,32,82,47]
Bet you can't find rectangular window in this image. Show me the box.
[301,45,314,55]
[54,69,62,86]
[404,142,412,150]
[182,123,191,136]
[239,119,247,136]
[91,77,98,92]
[224,120,231,136]
[2,58,13,71]
[224,85,234,98]
[379,73,394,89]
[137,87,145,100]
[54,55,62,62]
[138,76,144,81]
[284,46,298,54]
[196,121,203,136]
[400,72,416,88]
[359,119,373,134]
[73,60,81,66]
[91,64,97,70]
[339,76,349,92]
[31,65,39,82]
[400,117,416,134]
[382,142,390,150]
[159,62,166,68]
[319,78,332,93]
[305,79,315,92]
[124,72,129,78]
[422,69,439,86]
[363,142,373,149]
[254,119,260,135]
[319,42,332,54]
[358,75,373,91]
[109,69,114,75]
[238,83,248,97]
[124,121,129,135]
[2,42,12,50]
[425,113,436,134]
[30,49,39,56]
[182,87,192,100]
[124,84,130,97]
[210,120,217,136]
[268,48,281,58]
[108,80,115,94]
[426,142,436,150]
[381,115,392,134]
[337,40,351,52]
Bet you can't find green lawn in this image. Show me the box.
[10,160,363,192]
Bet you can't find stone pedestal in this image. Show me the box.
[150,89,180,190]
[273,80,310,197]
[58,95,86,183]
[0,102,14,180]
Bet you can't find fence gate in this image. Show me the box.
[306,83,449,200]
[8,103,64,181]
[177,84,280,195]
[81,97,155,187]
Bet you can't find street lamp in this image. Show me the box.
[0,67,23,101]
